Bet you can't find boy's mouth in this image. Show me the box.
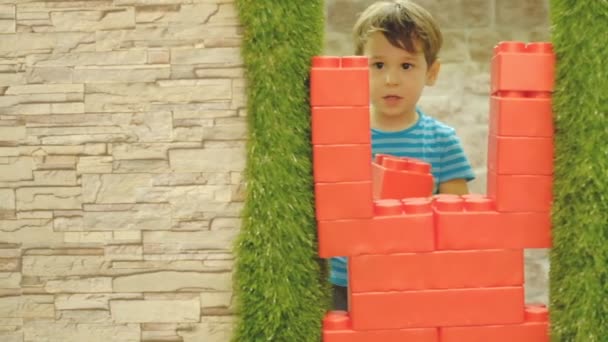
[382,95,403,106]
[383,95,402,100]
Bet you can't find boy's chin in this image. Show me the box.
[376,109,415,118]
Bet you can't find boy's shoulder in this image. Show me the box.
[417,110,458,138]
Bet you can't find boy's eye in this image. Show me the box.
[402,63,413,70]
[371,62,384,69]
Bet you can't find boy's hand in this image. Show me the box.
[438,178,469,195]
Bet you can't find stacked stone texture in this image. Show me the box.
[0,1,243,341]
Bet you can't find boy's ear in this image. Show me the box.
[425,59,441,86]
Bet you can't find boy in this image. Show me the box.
[330,0,476,310]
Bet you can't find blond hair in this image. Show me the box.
[353,0,443,66]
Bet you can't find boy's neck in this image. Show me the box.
[371,109,419,132]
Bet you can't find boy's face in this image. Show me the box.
[363,31,440,121]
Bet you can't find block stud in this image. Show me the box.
[374,199,403,216]
[496,41,526,54]
[312,56,340,68]
[341,56,368,68]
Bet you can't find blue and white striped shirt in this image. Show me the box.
[329,109,475,287]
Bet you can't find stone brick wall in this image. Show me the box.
[325,0,551,304]
[0,1,243,341]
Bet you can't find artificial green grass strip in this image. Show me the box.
[232,1,329,341]
[549,1,608,341]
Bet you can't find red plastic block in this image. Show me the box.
[317,198,434,258]
[313,144,372,183]
[434,196,498,249]
[312,106,371,145]
[488,135,554,175]
[489,96,553,137]
[440,305,549,342]
[315,181,373,221]
[371,198,435,251]
[491,42,555,94]
[436,197,552,249]
[349,249,523,293]
[318,219,371,258]
[323,311,438,342]
[310,56,369,107]
[372,155,434,199]
[487,172,552,212]
[440,323,548,342]
[525,304,549,322]
[350,287,524,330]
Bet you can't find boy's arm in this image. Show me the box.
[436,127,474,195]
[438,178,469,195]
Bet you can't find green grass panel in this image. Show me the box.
[549,1,608,341]
[232,1,330,341]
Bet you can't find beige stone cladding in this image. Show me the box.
[1,1,242,341]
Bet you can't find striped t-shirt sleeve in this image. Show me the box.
[436,129,475,183]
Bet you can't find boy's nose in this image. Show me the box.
[385,72,399,85]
